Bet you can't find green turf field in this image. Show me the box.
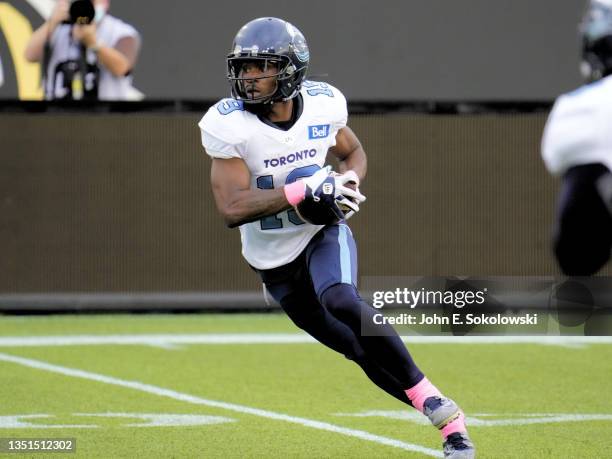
[0,314,611,458]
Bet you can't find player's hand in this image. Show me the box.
[332,170,366,204]
[284,166,366,213]
[332,170,366,220]
[284,166,333,205]
[303,165,333,195]
[335,194,360,219]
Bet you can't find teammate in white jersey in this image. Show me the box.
[199,17,474,458]
[542,0,612,275]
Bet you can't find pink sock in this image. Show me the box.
[441,412,467,439]
[405,377,442,412]
[405,377,468,439]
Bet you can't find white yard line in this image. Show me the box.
[336,410,612,426]
[0,352,442,458]
[0,334,316,347]
[0,334,610,347]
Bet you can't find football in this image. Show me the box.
[295,176,345,225]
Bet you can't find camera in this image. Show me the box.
[66,0,95,25]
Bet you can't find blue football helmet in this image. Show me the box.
[227,17,309,105]
[580,0,612,81]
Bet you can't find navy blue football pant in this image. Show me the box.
[256,224,424,405]
[554,164,612,275]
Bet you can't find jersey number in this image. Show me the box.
[303,81,334,97]
[257,164,321,230]
[216,99,244,115]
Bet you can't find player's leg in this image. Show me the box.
[306,224,423,387]
[553,163,612,275]
[320,283,425,386]
[281,287,413,405]
[258,256,411,405]
[307,224,474,457]
[319,283,473,455]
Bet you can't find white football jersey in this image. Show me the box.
[542,75,612,176]
[198,81,348,269]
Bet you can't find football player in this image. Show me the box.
[542,0,612,275]
[198,17,474,458]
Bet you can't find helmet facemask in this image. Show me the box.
[227,54,302,105]
[226,18,310,110]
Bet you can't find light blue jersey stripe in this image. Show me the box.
[338,225,352,284]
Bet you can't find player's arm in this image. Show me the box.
[210,157,354,228]
[329,126,367,182]
[210,157,292,228]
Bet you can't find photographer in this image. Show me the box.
[24,0,141,100]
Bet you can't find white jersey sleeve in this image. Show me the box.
[198,99,249,159]
[542,75,612,176]
[301,80,348,137]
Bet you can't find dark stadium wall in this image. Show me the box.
[0,113,572,293]
[1,0,586,101]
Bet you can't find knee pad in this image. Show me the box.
[320,283,361,317]
[280,292,324,331]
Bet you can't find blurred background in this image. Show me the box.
[1,0,606,312]
[0,0,586,100]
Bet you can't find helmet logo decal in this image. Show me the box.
[295,47,310,63]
